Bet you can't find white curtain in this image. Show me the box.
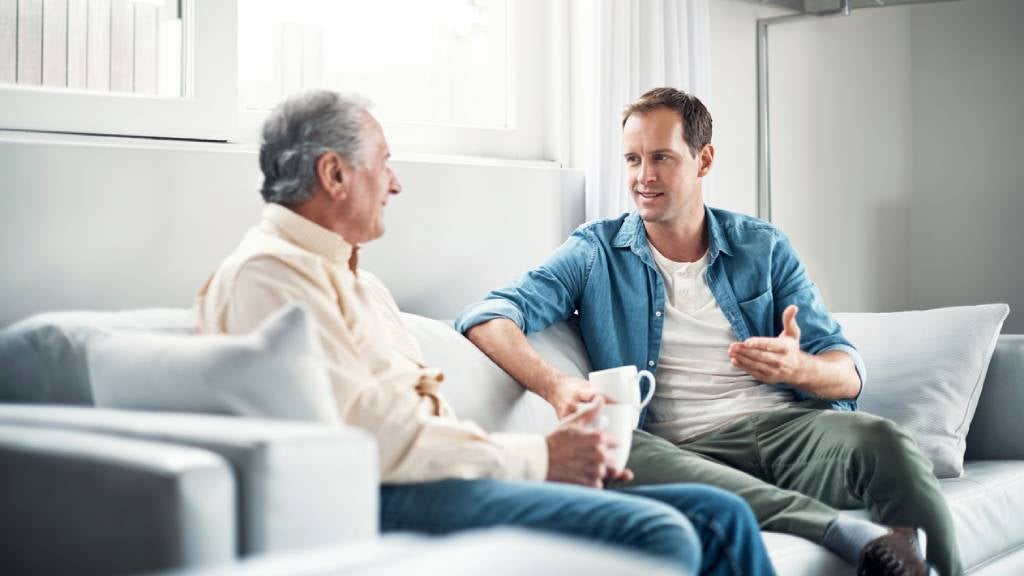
[577,0,713,221]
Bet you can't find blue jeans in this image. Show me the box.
[381,479,775,576]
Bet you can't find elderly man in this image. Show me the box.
[196,90,775,576]
[457,87,953,576]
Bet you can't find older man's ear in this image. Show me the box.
[315,152,349,201]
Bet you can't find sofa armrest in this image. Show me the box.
[966,335,1024,460]
[0,423,235,576]
[0,405,379,555]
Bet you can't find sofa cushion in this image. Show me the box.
[836,304,1009,478]
[0,308,194,405]
[761,532,849,576]
[401,313,560,435]
[943,461,1024,572]
[88,305,338,423]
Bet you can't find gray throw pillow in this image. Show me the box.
[837,303,1009,478]
[89,304,338,423]
[0,308,193,405]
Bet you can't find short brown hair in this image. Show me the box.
[622,87,712,158]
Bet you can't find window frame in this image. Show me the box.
[0,0,237,141]
[0,0,566,162]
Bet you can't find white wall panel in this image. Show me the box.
[0,133,581,324]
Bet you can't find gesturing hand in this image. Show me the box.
[727,304,809,385]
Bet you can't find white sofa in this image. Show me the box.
[402,309,1024,576]
[1,305,1022,575]
[0,308,679,576]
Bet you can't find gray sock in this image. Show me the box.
[822,514,889,565]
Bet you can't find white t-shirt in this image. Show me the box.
[643,243,792,444]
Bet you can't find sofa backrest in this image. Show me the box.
[965,334,1024,460]
[0,309,194,405]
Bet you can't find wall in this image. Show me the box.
[0,132,582,324]
[768,7,915,313]
[710,0,1022,328]
[710,0,915,313]
[0,134,260,325]
[909,0,1024,332]
[707,0,788,216]
[4,0,1020,327]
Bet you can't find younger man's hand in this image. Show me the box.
[546,376,596,420]
[728,304,809,385]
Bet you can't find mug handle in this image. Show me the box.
[635,370,656,409]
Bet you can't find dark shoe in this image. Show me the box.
[857,527,931,576]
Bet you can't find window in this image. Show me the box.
[1,0,183,96]
[0,0,234,140]
[239,0,508,128]
[0,0,562,160]
[236,0,561,160]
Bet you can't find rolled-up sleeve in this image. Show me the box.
[455,230,595,336]
[769,231,867,399]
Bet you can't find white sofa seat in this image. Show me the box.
[3,306,1020,574]
[401,314,1024,575]
[944,461,1024,573]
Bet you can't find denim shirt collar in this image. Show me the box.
[611,206,734,266]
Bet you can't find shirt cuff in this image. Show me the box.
[820,344,867,398]
[454,299,526,334]
[489,433,548,481]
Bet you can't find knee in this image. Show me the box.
[858,417,909,444]
[848,417,929,472]
[685,485,762,541]
[704,486,759,528]
[854,417,914,454]
[626,502,702,573]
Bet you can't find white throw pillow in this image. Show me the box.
[89,304,338,423]
[837,303,1009,478]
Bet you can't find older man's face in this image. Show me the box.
[343,113,402,244]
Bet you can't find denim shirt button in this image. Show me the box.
[655,310,663,317]
[648,360,655,367]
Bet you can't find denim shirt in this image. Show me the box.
[456,206,865,426]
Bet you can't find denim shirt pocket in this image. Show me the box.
[736,290,773,337]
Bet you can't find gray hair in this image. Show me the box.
[258,90,371,205]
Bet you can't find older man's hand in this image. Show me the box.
[545,397,634,488]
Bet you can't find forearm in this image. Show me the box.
[465,318,570,405]
[792,350,862,400]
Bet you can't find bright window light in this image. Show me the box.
[238,0,509,129]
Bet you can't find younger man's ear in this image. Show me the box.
[697,144,715,178]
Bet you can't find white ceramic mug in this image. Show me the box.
[595,403,637,470]
[588,365,656,427]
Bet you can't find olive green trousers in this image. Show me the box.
[615,405,961,575]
